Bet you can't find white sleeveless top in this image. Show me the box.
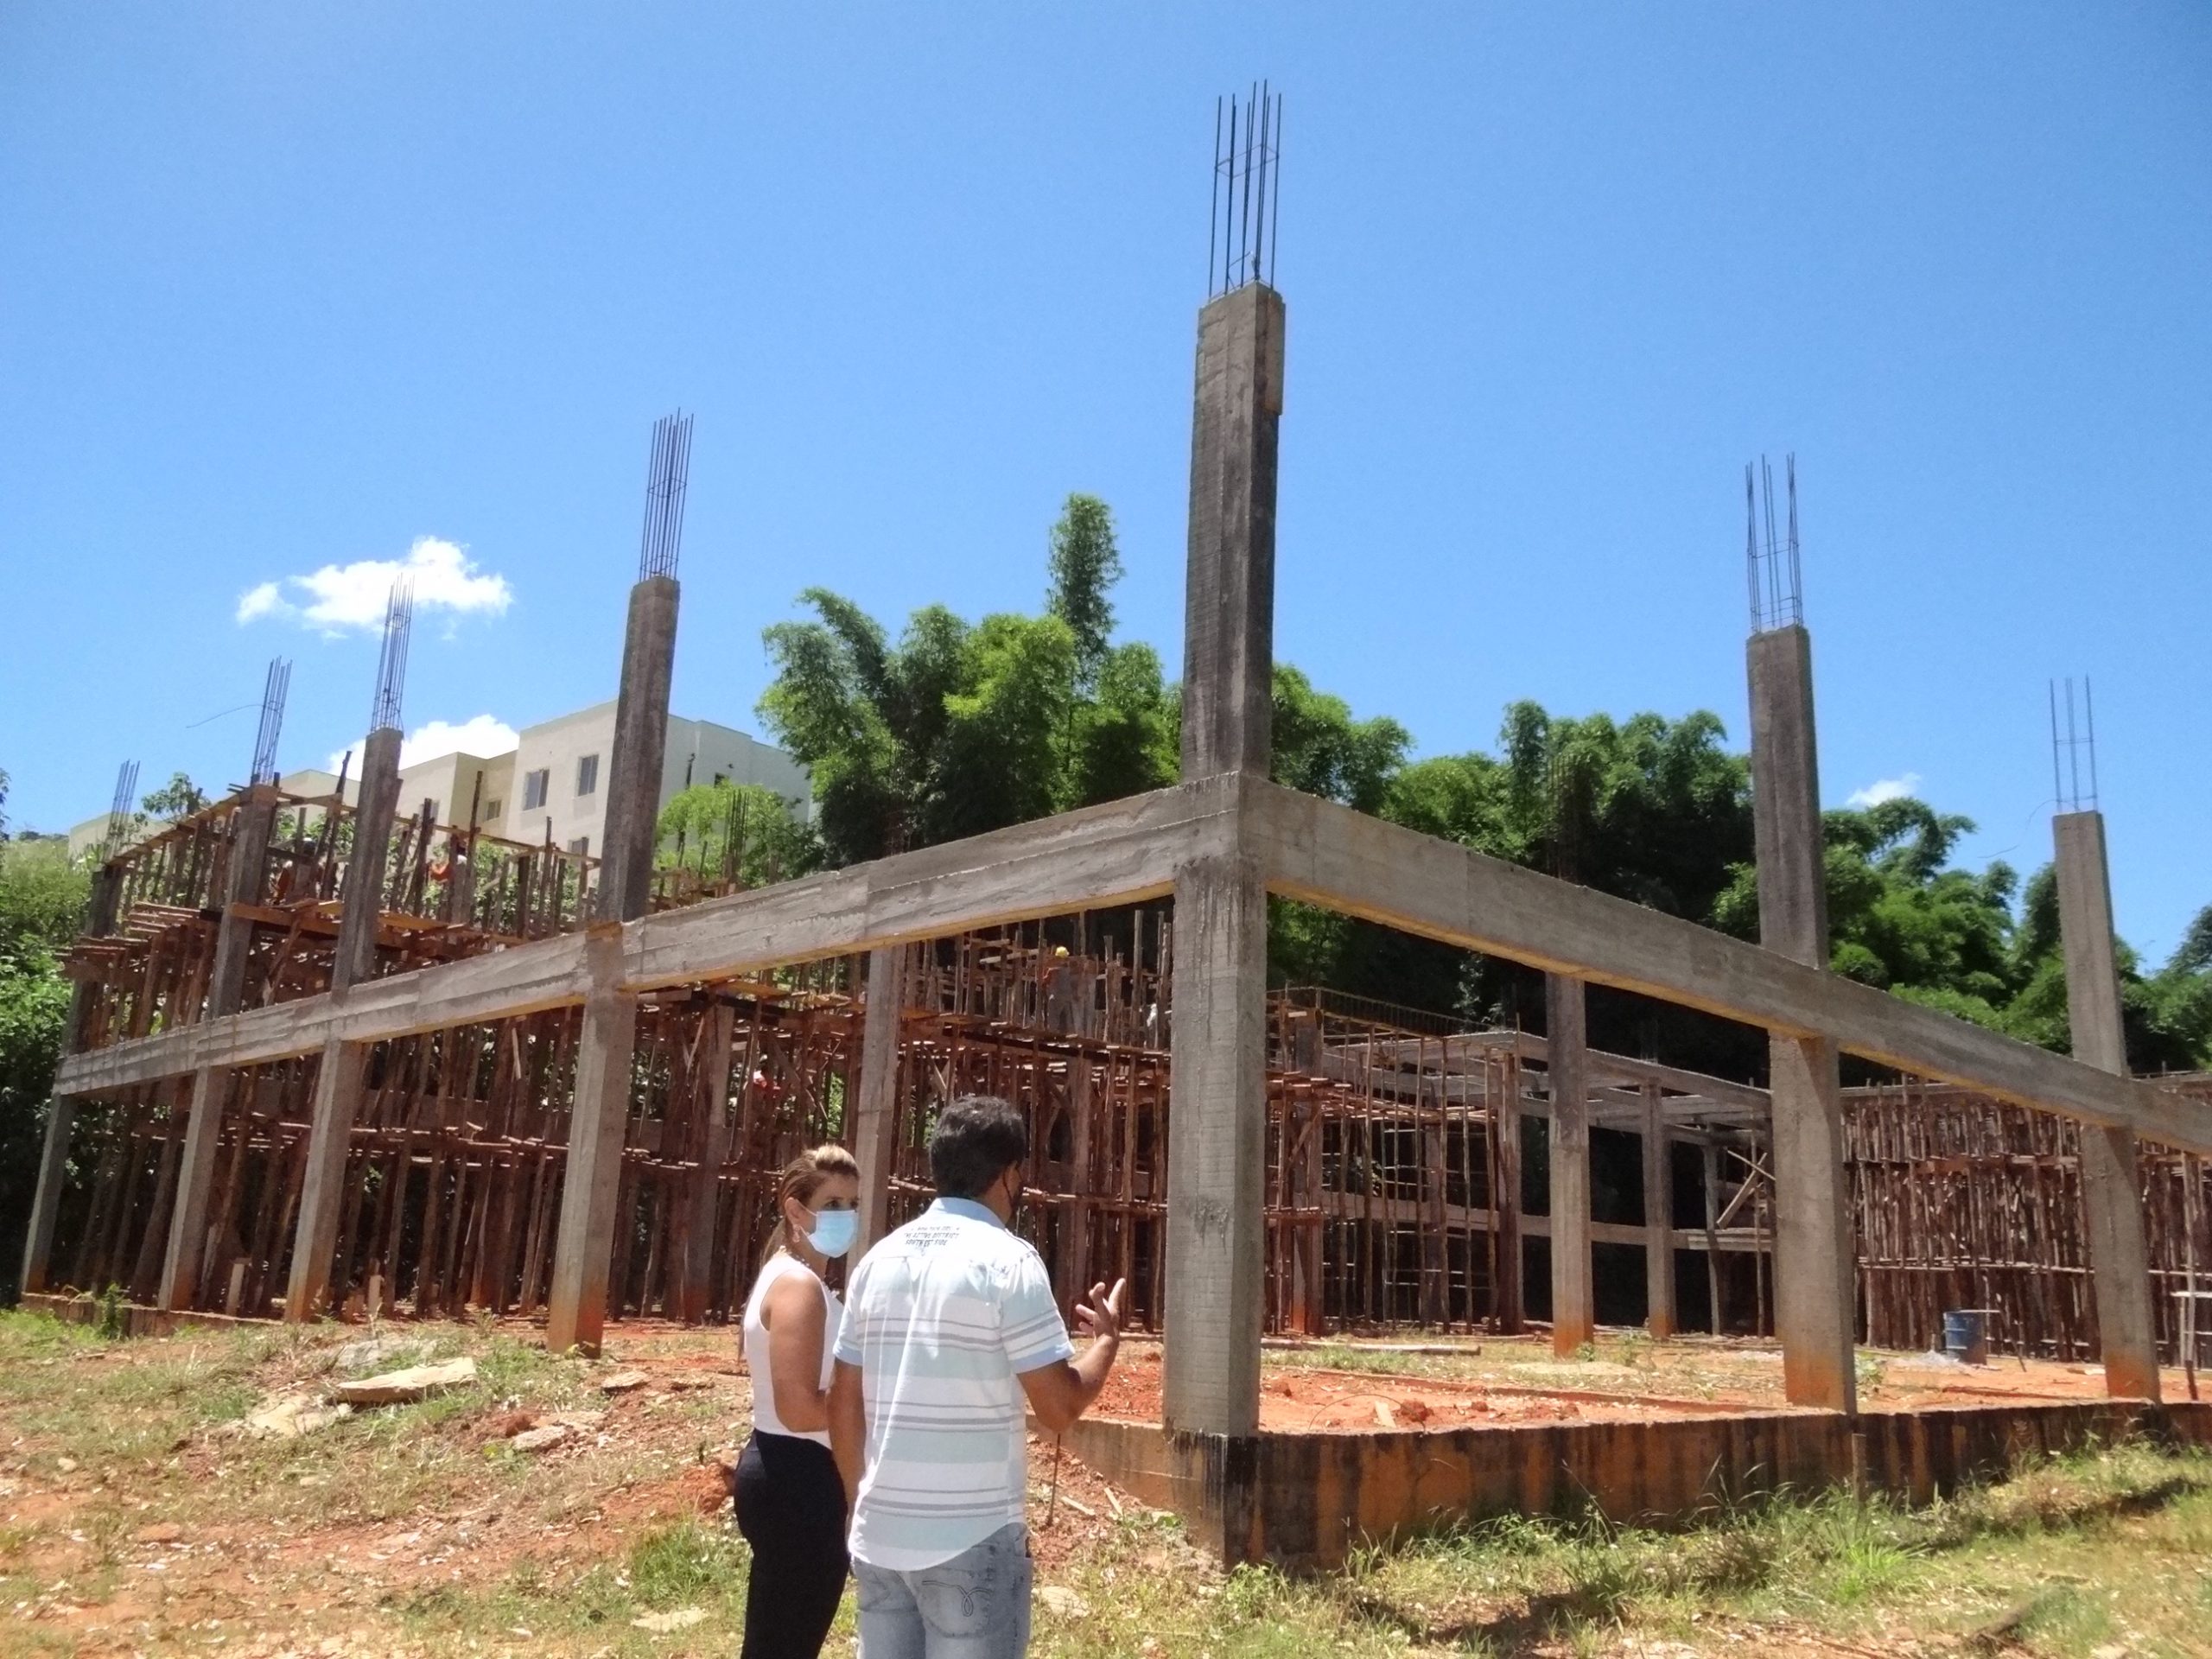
[742,1252,842,1446]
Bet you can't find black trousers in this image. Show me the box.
[734,1429,849,1659]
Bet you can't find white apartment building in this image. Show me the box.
[67,708,810,863]
[499,704,810,858]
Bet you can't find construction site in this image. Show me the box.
[22,92,2212,1570]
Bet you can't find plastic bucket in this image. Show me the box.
[1942,1308,1990,1365]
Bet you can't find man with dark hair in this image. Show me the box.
[830,1095,1124,1657]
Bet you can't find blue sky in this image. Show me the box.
[3,5,2207,960]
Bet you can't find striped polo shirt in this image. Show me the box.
[833,1197,1073,1570]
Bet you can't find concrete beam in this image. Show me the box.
[2054,809,2159,1402]
[1250,780,2212,1154]
[56,777,1237,1096]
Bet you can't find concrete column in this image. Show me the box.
[279,730,401,1321]
[593,575,678,924]
[1546,976,1593,1357]
[161,790,277,1312]
[2053,810,2160,1401]
[545,926,638,1355]
[1642,1079,1677,1337]
[283,1039,369,1320]
[544,570,679,1352]
[851,945,906,1260]
[1162,851,1269,1435]
[1747,622,1857,1413]
[1161,278,1282,1440]
[21,1096,78,1295]
[21,865,122,1294]
[334,728,404,993]
[1179,283,1284,781]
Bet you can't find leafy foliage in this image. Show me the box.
[757,492,2212,1078]
[653,780,817,888]
[0,838,88,1295]
[140,770,207,823]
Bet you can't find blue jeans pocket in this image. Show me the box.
[915,1527,1031,1646]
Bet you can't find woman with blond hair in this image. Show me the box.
[736,1144,861,1658]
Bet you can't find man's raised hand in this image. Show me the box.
[1077,1278,1128,1344]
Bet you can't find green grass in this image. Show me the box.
[7,1309,2210,1656]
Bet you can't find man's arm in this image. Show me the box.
[828,1359,867,1506]
[1016,1278,1126,1434]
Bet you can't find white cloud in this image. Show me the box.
[237,537,512,633]
[1847,772,1922,809]
[328,715,519,775]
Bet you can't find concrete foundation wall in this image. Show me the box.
[1063,1398,2212,1571]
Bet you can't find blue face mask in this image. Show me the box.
[805,1207,859,1259]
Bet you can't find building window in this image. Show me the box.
[575,753,600,798]
[568,836,590,857]
[481,798,503,822]
[521,768,550,811]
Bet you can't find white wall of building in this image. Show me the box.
[66,706,807,864]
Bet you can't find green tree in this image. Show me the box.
[655,781,817,888]
[0,837,88,1296]
[1045,494,1122,688]
[140,771,207,823]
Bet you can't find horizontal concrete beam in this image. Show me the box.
[1253,780,2212,1155]
[57,778,1239,1096]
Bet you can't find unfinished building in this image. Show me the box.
[25,93,2212,1566]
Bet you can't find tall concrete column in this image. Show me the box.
[1162,279,1282,1440]
[22,864,121,1294]
[283,727,402,1321]
[851,945,906,1260]
[1747,622,1857,1413]
[2053,809,2160,1401]
[1546,976,1593,1357]
[1178,282,1282,779]
[545,925,638,1354]
[1642,1079,1677,1337]
[161,788,276,1311]
[544,569,678,1354]
[593,575,678,925]
[1163,850,1269,1434]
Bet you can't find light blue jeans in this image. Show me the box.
[853,1522,1033,1658]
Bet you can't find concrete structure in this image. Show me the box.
[1163,278,1284,1439]
[1545,974,1594,1355]
[505,704,808,858]
[29,204,2202,1566]
[2053,809,2162,1401]
[158,785,278,1312]
[1746,621,1859,1414]
[62,710,804,864]
[544,569,681,1356]
[284,721,404,1321]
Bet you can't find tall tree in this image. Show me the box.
[0,838,87,1296]
[141,771,207,823]
[1045,493,1122,689]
